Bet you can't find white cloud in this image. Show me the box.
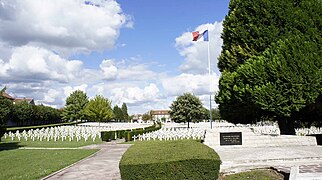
[175,21,223,74]
[1,46,83,83]
[161,73,219,96]
[110,83,160,105]
[100,59,118,80]
[0,0,132,55]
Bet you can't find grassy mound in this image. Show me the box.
[120,140,221,179]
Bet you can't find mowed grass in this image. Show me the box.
[0,149,98,180]
[220,169,285,180]
[1,137,102,148]
[120,140,221,179]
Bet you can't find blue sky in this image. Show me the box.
[0,0,230,114]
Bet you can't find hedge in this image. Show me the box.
[101,122,161,142]
[120,140,221,179]
[6,121,80,132]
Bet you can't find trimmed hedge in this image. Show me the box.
[6,121,80,132]
[120,140,221,179]
[101,123,161,142]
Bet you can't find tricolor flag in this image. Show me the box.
[192,30,208,41]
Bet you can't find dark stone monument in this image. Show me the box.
[220,132,242,145]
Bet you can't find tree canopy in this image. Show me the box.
[216,0,322,134]
[170,93,205,128]
[61,90,88,122]
[84,95,113,124]
[0,87,12,141]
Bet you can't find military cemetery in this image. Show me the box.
[0,0,321,179]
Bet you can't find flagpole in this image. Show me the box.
[207,27,212,129]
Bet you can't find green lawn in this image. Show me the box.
[120,140,221,179]
[0,149,98,180]
[1,137,102,148]
[221,169,285,180]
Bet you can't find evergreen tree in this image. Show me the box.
[121,103,129,122]
[61,90,88,122]
[113,105,123,122]
[216,0,322,133]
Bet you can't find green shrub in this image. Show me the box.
[120,140,221,179]
[101,131,111,142]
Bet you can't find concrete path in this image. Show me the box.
[43,141,132,180]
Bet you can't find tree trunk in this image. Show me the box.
[188,121,190,128]
[278,117,295,135]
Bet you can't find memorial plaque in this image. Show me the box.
[220,132,242,145]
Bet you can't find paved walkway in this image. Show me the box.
[43,140,132,180]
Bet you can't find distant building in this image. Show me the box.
[13,98,35,105]
[150,110,172,123]
[1,91,14,100]
[1,91,35,105]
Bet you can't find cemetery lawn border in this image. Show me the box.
[219,169,285,180]
[6,121,80,132]
[0,137,103,148]
[0,149,98,180]
[120,140,221,179]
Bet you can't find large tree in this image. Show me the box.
[170,93,205,128]
[84,95,113,125]
[0,87,12,141]
[113,105,123,122]
[121,103,129,122]
[61,90,88,122]
[216,0,322,134]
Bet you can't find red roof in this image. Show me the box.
[1,92,14,100]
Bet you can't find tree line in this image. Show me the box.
[61,90,129,123]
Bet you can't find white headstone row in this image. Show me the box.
[295,126,322,136]
[3,126,111,142]
[132,127,206,142]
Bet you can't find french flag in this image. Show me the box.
[192,30,208,41]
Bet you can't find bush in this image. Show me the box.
[101,123,162,142]
[120,140,221,179]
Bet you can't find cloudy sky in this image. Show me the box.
[0,0,230,114]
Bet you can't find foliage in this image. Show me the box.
[84,95,113,123]
[101,123,161,142]
[32,105,62,125]
[6,121,79,132]
[216,0,322,134]
[222,169,284,180]
[113,105,123,122]
[142,113,151,121]
[170,93,205,128]
[61,90,88,122]
[121,103,129,121]
[0,149,97,180]
[120,140,221,180]
[0,87,13,141]
[12,101,34,126]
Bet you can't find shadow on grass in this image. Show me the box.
[0,142,23,151]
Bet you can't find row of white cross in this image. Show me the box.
[132,127,206,142]
[295,127,322,136]
[3,126,109,142]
